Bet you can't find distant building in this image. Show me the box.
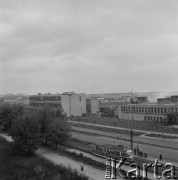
[130,97,148,104]
[1,95,29,105]
[0,97,4,104]
[157,98,172,104]
[86,98,100,116]
[29,92,86,117]
[171,95,178,103]
[157,95,178,104]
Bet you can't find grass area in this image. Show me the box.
[145,133,178,139]
[55,146,105,170]
[71,117,178,134]
[0,137,89,180]
[70,121,143,136]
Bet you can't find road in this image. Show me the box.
[72,126,178,149]
[72,131,178,165]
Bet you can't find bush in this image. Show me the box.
[9,114,41,155]
[0,137,89,180]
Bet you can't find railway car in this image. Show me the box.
[91,144,134,164]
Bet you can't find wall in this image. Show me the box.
[61,93,86,117]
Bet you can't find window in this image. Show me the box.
[116,151,121,156]
[158,107,160,113]
[154,107,157,113]
[142,107,144,113]
[96,146,102,151]
[145,107,147,113]
[107,149,115,155]
[121,152,125,157]
[161,107,163,113]
[164,108,167,113]
[139,107,141,112]
[151,107,153,113]
[144,116,146,120]
[133,107,135,112]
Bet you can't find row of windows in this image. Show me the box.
[30,96,82,101]
[29,96,61,101]
[30,102,61,108]
[95,146,128,157]
[144,116,164,122]
[121,106,178,114]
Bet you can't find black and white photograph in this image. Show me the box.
[0,0,178,179]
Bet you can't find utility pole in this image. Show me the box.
[130,90,133,151]
[130,129,133,151]
[69,94,71,118]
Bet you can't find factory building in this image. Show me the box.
[29,92,86,117]
[86,98,100,116]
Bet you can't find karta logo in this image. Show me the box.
[105,158,177,179]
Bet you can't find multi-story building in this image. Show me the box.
[29,92,86,117]
[86,98,100,116]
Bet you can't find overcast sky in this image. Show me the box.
[0,0,178,95]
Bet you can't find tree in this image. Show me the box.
[0,103,24,131]
[37,107,54,145]
[48,117,71,149]
[37,106,67,145]
[10,114,41,154]
[167,113,178,125]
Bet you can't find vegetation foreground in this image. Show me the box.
[0,104,89,180]
[0,137,89,180]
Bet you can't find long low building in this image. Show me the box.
[29,92,86,117]
[118,103,178,122]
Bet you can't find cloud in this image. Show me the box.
[0,0,178,94]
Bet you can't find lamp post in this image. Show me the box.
[69,94,72,119]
